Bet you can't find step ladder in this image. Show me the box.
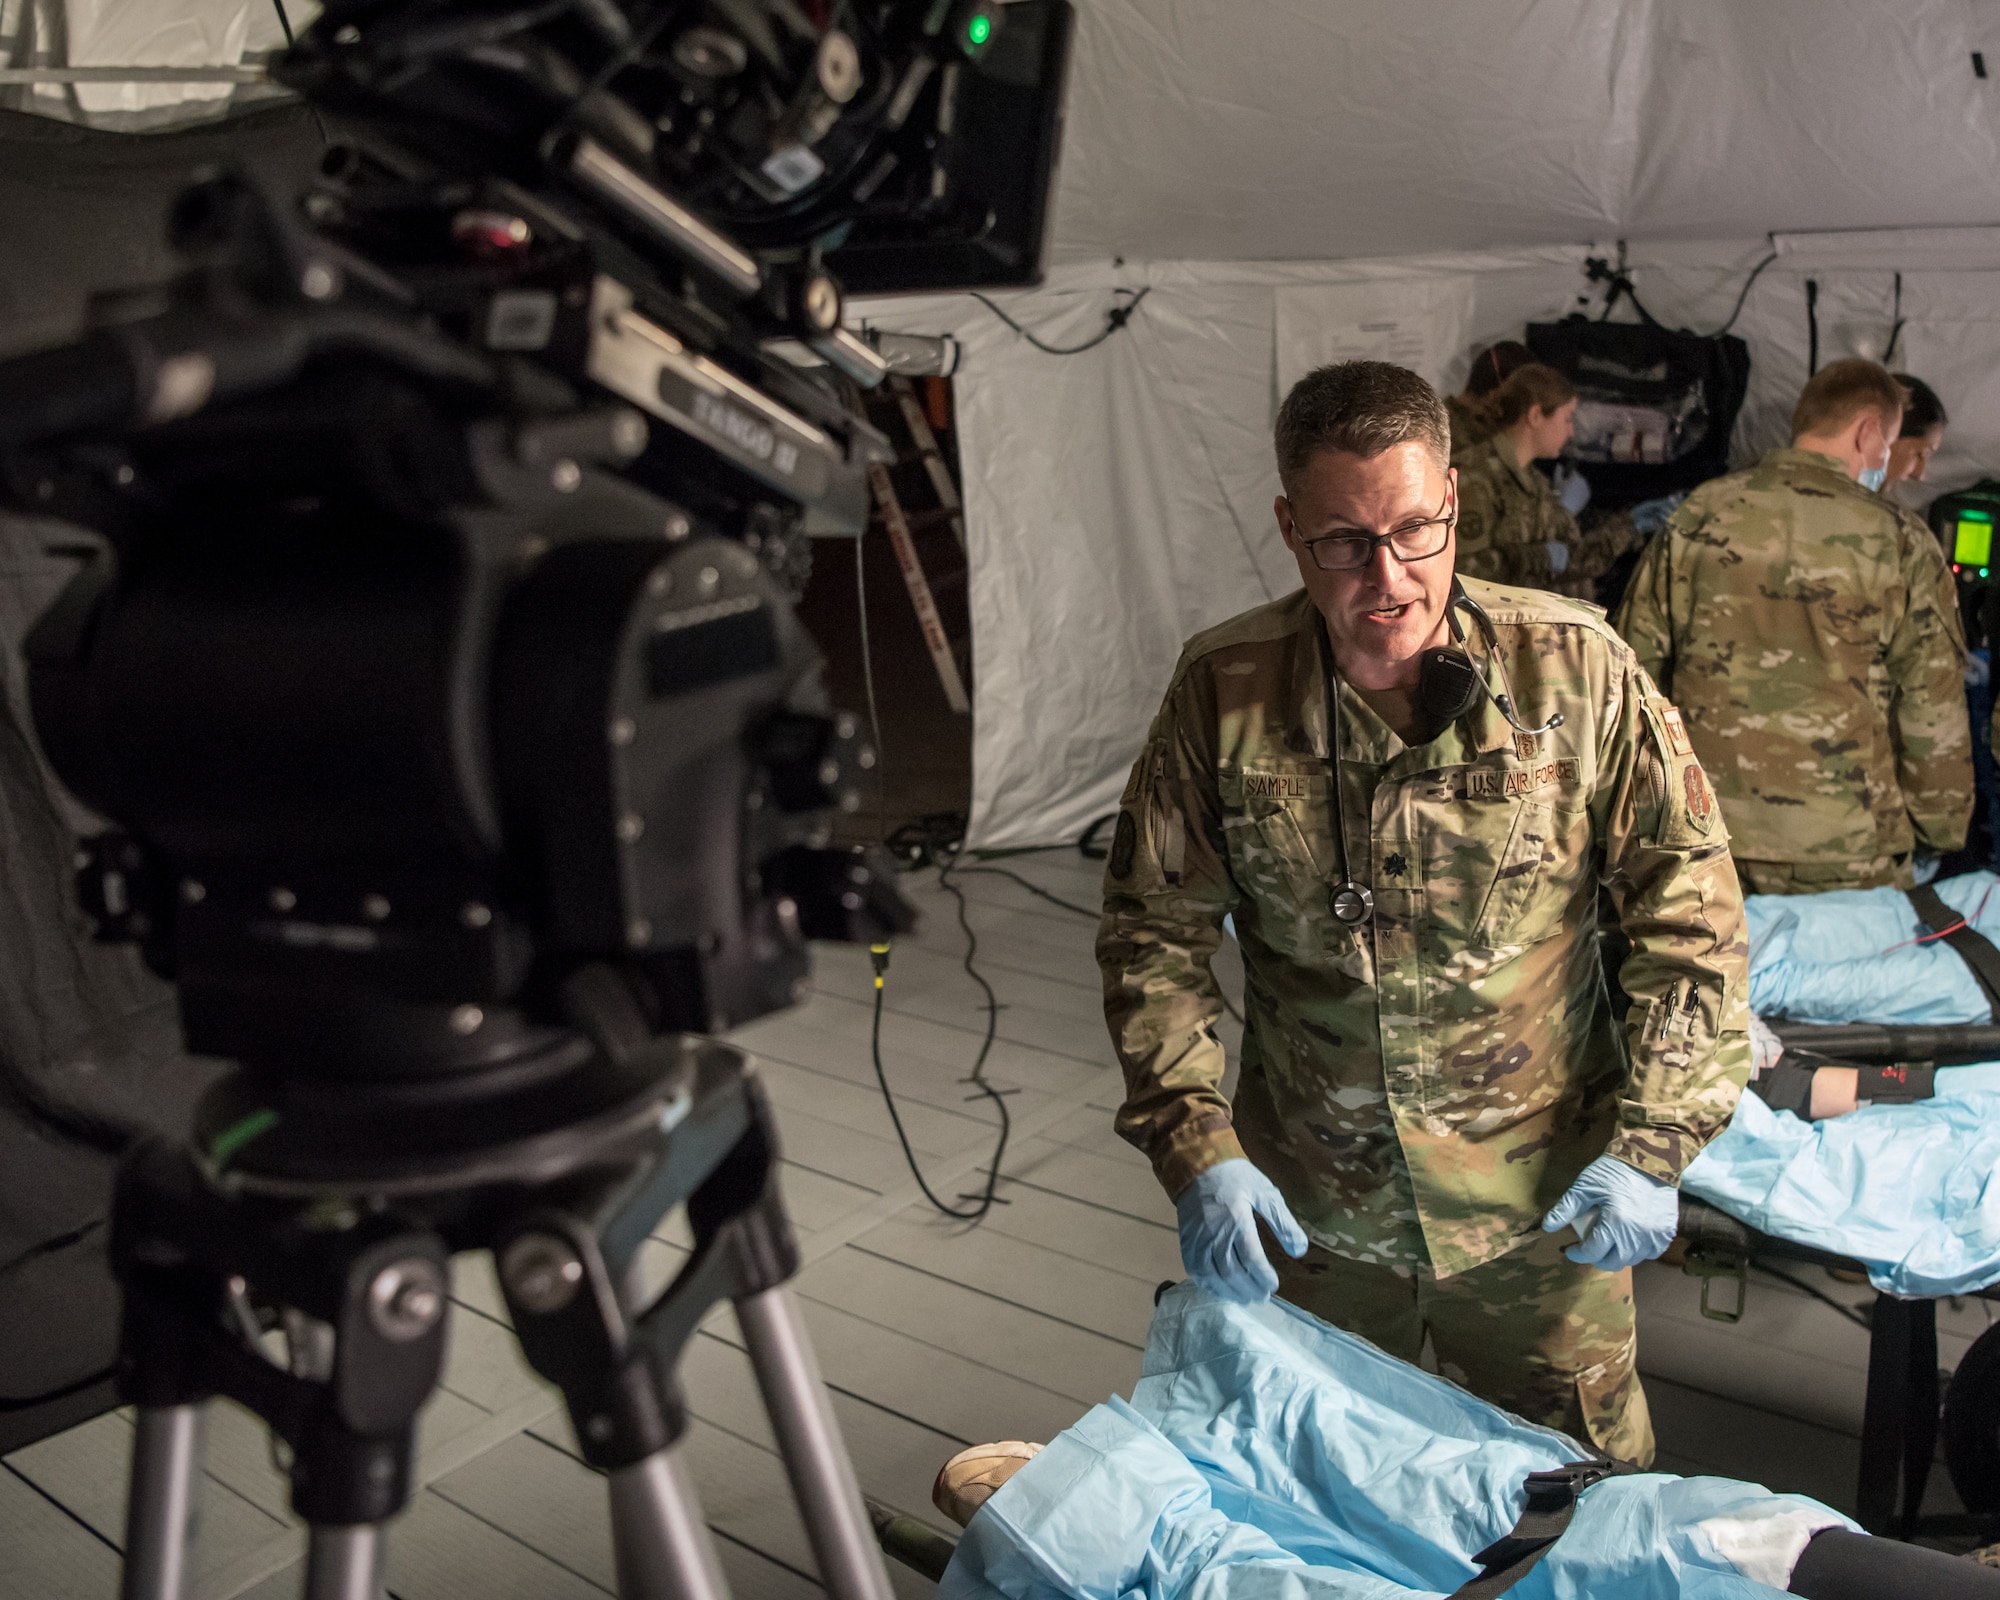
[862,376,972,715]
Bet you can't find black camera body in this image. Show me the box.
[0,0,1072,1114]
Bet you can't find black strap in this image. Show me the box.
[1907,885,2000,1023]
[1445,1458,1638,1599]
[1751,1060,1818,1118]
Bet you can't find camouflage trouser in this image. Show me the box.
[1274,1227,1655,1467]
[1732,854,1914,896]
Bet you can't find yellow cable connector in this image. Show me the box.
[870,940,891,991]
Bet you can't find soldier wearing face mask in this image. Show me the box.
[1614,359,1973,895]
[1882,373,1948,500]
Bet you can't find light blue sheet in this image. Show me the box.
[1681,1088,2000,1297]
[942,1287,1851,1600]
[1713,870,2000,1292]
[1747,871,2000,1024]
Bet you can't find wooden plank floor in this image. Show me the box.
[3,849,1985,1596]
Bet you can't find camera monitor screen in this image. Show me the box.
[825,0,1074,294]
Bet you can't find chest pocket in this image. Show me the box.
[1455,790,1594,950]
[1219,768,1334,958]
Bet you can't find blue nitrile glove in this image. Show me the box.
[1541,1154,1678,1271]
[1554,463,1592,515]
[1545,540,1571,575]
[1629,491,1689,536]
[1175,1159,1308,1303]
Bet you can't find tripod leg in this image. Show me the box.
[122,1404,206,1600]
[304,1525,386,1600]
[608,1447,732,1600]
[736,1288,894,1600]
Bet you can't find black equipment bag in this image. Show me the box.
[1524,318,1751,507]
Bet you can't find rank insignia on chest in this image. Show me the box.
[1683,764,1715,833]
[1383,852,1408,878]
[1661,704,1694,757]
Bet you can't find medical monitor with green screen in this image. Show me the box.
[1954,511,1993,568]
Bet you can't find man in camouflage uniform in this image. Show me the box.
[1099,362,1749,1466]
[1614,359,1972,895]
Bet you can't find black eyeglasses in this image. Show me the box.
[1297,488,1456,572]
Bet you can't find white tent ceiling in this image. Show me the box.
[15,1,2000,256]
[1046,0,2000,264]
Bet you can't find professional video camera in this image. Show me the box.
[0,3,1071,1595]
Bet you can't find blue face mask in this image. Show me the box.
[1859,465,1888,493]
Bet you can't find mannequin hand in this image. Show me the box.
[1545,540,1572,575]
[1175,1160,1308,1302]
[1541,1155,1677,1271]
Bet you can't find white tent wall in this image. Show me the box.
[1047,0,2000,264]
[859,228,2000,850]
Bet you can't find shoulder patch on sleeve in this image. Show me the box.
[1640,694,1724,848]
[1659,703,1693,757]
[1110,809,1138,879]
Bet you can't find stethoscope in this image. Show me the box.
[1318,583,1564,928]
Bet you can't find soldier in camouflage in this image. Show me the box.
[1454,364,1640,603]
[1614,359,1972,895]
[1445,340,1532,457]
[1444,393,1493,459]
[1099,361,1749,1467]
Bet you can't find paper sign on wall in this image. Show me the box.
[1274,276,1478,399]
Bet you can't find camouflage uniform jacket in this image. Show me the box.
[1613,448,1972,870]
[1452,436,1627,602]
[1447,395,1498,459]
[1098,581,1750,1278]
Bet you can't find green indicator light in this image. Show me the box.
[968,13,991,44]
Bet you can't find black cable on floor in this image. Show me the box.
[950,862,1097,919]
[889,811,1246,1023]
[957,850,1246,1026]
[0,1208,119,1412]
[0,1363,118,1414]
[868,850,1011,1223]
[1752,1261,1872,1331]
[0,1217,103,1283]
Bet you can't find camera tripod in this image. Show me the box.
[111,1023,894,1600]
